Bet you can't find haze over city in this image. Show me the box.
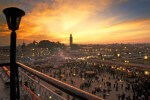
[0,0,150,45]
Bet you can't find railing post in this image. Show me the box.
[38,78,41,97]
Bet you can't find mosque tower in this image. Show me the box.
[70,34,73,48]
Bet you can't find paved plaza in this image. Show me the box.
[0,61,149,100]
[41,63,134,100]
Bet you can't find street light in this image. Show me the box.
[144,71,149,76]
[117,53,121,62]
[3,7,25,31]
[3,7,25,100]
[117,53,120,57]
[144,55,148,60]
[144,55,148,65]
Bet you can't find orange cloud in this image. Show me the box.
[0,24,10,36]
[15,0,113,43]
[1,0,150,45]
[78,18,150,44]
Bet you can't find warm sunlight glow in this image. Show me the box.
[0,0,150,45]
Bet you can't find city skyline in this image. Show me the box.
[0,0,150,46]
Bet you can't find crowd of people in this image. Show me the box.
[41,60,136,99]
[131,76,150,100]
[24,59,150,100]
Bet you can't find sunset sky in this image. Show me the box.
[0,0,150,46]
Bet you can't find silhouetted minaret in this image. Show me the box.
[21,41,26,49]
[70,34,73,47]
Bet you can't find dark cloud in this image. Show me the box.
[100,0,150,23]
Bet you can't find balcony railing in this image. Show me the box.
[0,62,103,100]
[19,68,65,100]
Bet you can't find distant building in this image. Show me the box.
[33,40,38,46]
[21,41,26,49]
[70,34,73,48]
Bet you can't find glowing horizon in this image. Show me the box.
[0,0,150,46]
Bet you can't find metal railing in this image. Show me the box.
[19,69,66,100]
[0,62,103,100]
[17,62,103,100]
